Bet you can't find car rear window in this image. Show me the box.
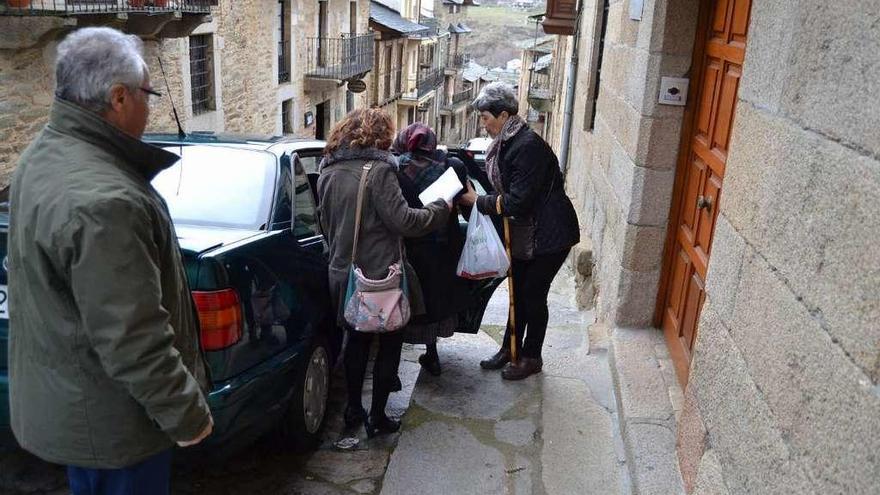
[153,145,276,230]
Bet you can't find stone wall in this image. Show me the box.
[560,0,699,324]
[144,38,189,134]
[0,24,59,187]
[0,25,191,187]
[680,1,880,493]
[0,0,374,187]
[215,0,277,134]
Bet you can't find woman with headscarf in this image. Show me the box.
[459,82,580,381]
[393,123,470,376]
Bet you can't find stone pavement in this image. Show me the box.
[0,345,426,495]
[0,267,685,495]
[381,268,636,495]
[610,328,685,495]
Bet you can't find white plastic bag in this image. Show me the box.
[457,206,510,280]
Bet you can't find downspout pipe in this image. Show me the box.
[558,1,584,174]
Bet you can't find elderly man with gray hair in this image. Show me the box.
[7,27,212,495]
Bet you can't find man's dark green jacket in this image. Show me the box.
[7,98,211,469]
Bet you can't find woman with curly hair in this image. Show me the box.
[317,108,450,437]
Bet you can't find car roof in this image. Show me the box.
[466,137,492,151]
[144,132,326,154]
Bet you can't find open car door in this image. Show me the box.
[454,169,505,334]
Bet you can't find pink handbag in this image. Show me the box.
[342,162,411,333]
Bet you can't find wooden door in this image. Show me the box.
[657,0,752,386]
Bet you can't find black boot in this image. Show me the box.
[366,414,401,437]
[419,352,442,376]
[390,374,402,392]
[480,348,511,370]
[344,405,367,429]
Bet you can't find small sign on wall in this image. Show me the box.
[348,79,367,93]
[659,77,690,106]
[629,0,644,21]
[304,111,314,127]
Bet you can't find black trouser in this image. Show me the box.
[502,249,570,359]
[344,329,404,418]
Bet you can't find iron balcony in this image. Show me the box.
[443,88,473,110]
[0,0,217,15]
[416,68,444,98]
[305,33,375,81]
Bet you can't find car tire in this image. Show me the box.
[282,334,331,451]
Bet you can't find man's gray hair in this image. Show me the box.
[55,27,148,114]
[471,81,519,117]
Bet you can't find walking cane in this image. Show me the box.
[502,213,518,364]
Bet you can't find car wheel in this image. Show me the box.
[282,335,330,450]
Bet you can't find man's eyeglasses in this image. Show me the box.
[139,87,163,104]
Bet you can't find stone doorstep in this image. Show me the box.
[608,327,686,495]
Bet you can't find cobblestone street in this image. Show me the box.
[0,266,655,495]
[0,343,424,495]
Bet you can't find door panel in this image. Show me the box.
[658,0,752,386]
[731,0,751,45]
[700,174,722,258]
[695,61,721,143]
[680,270,706,355]
[711,64,742,165]
[682,156,707,238]
[667,249,691,332]
[711,0,729,34]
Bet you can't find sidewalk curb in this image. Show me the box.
[608,327,686,495]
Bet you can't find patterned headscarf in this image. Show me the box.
[485,114,527,194]
[393,123,446,192]
[393,122,437,155]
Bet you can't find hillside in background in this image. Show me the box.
[460,6,545,69]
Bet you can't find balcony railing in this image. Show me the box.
[447,52,472,69]
[278,43,290,84]
[306,33,375,81]
[376,68,403,106]
[0,0,216,14]
[528,71,555,101]
[444,88,472,109]
[417,68,444,97]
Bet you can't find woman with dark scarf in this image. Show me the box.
[459,82,580,381]
[393,123,470,376]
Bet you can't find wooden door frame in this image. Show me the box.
[653,0,715,385]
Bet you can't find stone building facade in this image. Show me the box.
[366,0,479,145]
[369,0,419,130]
[368,0,441,132]
[434,0,479,147]
[516,34,556,138]
[0,0,373,187]
[145,0,373,140]
[543,0,880,493]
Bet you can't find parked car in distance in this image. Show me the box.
[449,137,494,194]
[465,137,492,165]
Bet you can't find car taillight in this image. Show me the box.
[465,150,474,159]
[193,289,243,351]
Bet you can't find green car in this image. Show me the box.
[0,133,502,455]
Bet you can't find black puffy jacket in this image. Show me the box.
[476,126,580,256]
